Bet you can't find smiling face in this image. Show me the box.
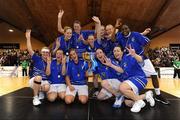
[56,50,64,62]
[113,46,123,60]
[41,47,50,60]
[96,49,105,63]
[105,24,114,36]
[69,49,78,63]
[121,25,130,36]
[73,22,81,34]
[64,28,72,40]
[87,35,95,45]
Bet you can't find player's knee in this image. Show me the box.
[65,97,73,104]
[79,97,88,104]
[101,80,108,88]
[119,84,126,94]
[59,93,65,100]
[34,76,42,82]
[48,96,56,102]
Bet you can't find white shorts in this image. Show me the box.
[101,79,121,97]
[125,80,139,95]
[48,84,66,93]
[141,59,157,77]
[29,77,50,88]
[65,85,88,97]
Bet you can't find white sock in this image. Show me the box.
[154,88,161,95]
[34,95,38,98]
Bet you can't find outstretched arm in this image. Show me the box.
[102,57,124,73]
[52,38,60,55]
[141,28,151,36]
[111,18,122,42]
[92,16,101,41]
[46,56,51,76]
[65,76,75,91]
[126,45,143,62]
[25,29,34,56]
[61,55,66,75]
[58,10,65,34]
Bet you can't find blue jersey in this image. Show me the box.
[55,35,76,54]
[110,57,123,81]
[86,40,101,53]
[67,59,88,85]
[48,59,66,84]
[116,32,150,56]
[31,54,48,80]
[99,38,114,57]
[94,60,118,80]
[118,54,146,80]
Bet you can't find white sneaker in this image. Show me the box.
[131,100,146,113]
[38,92,45,100]
[33,96,41,106]
[112,96,124,108]
[146,91,155,107]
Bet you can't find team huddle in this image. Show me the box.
[25,10,169,113]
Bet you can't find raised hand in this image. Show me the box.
[55,38,60,48]
[47,55,52,64]
[78,34,84,42]
[62,55,66,64]
[25,29,31,39]
[92,16,101,24]
[126,45,136,57]
[102,56,112,67]
[58,10,64,18]
[115,18,122,28]
[142,28,151,35]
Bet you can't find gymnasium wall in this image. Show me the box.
[150,25,180,48]
[0,23,45,50]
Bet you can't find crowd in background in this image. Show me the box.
[147,46,180,67]
[0,49,40,66]
[0,47,179,67]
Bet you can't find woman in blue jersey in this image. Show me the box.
[65,49,89,104]
[53,26,76,56]
[46,50,67,102]
[94,17,119,57]
[86,35,101,53]
[115,25,169,105]
[25,29,50,106]
[104,46,155,112]
[58,10,95,58]
[93,48,124,108]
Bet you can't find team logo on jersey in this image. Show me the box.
[88,46,91,50]
[101,72,106,78]
[81,63,85,70]
[131,37,135,42]
[123,63,127,67]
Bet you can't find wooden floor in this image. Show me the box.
[0,76,180,120]
[0,76,180,98]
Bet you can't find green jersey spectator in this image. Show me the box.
[173,57,180,79]
[21,60,29,76]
